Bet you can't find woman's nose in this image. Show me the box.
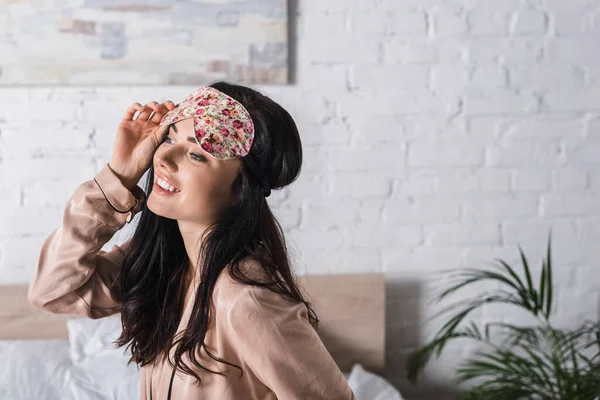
[157,147,181,171]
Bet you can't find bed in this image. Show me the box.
[0,272,404,399]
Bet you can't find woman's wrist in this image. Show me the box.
[107,162,138,192]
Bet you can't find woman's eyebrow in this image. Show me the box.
[170,124,199,144]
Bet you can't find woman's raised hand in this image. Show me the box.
[109,100,178,191]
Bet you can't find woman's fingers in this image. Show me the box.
[152,123,170,146]
[124,99,176,125]
[123,103,143,121]
[150,100,174,123]
[137,101,159,121]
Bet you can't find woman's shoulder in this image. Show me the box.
[213,257,265,303]
[212,257,292,314]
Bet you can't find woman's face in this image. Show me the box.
[147,118,241,224]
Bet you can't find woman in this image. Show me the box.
[28,82,357,400]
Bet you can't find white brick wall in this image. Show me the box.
[2,0,600,398]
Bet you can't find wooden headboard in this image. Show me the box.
[0,273,385,374]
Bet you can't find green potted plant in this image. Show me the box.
[406,234,600,399]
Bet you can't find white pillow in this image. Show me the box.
[0,339,75,399]
[346,363,405,400]
[66,315,141,400]
[66,314,129,363]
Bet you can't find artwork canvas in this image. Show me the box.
[0,0,288,85]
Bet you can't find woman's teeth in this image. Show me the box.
[157,177,180,192]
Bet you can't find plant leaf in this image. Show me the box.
[545,232,554,319]
[518,245,539,314]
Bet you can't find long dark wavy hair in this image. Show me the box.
[113,81,319,384]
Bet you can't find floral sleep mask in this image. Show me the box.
[159,86,255,160]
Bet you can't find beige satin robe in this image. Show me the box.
[28,163,357,400]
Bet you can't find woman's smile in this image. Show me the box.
[153,179,180,196]
[154,171,181,194]
[153,172,181,196]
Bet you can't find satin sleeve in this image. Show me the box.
[224,283,358,400]
[28,163,146,319]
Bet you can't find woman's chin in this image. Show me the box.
[146,195,175,219]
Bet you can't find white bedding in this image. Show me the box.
[0,316,404,400]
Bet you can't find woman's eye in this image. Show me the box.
[163,135,204,162]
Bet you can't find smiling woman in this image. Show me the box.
[28,81,358,400]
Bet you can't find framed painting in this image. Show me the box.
[0,0,288,85]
